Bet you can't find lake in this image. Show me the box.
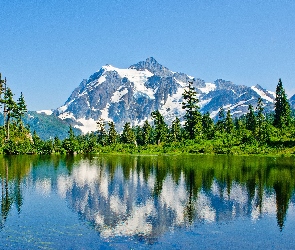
[1,154,295,249]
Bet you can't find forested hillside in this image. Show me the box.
[1,73,295,155]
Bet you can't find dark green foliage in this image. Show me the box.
[1,74,295,156]
[62,126,78,154]
[15,92,27,123]
[274,79,291,128]
[216,107,225,132]
[170,117,182,142]
[107,121,118,145]
[182,81,202,139]
[246,104,256,132]
[256,98,269,143]
[202,112,214,139]
[96,118,107,145]
[151,110,168,144]
[121,122,136,144]
[142,120,152,145]
[53,136,63,153]
[225,110,234,134]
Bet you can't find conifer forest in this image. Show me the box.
[1,73,295,156]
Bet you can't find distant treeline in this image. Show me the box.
[1,73,295,155]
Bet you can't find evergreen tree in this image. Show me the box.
[62,126,78,154]
[96,118,107,145]
[32,130,43,153]
[151,110,168,144]
[107,121,117,145]
[246,104,256,132]
[182,81,202,139]
[0,73,5,103]
[121,122,136,144]
[170,117,182,142]
[15,92,27,124]
[256,97,268,142]
[2,88,17,140]
[53,136,62,153]
[225,110,234,134]
[216,107,225,133]
[142,119,152,145]
[274,78,291,128]
[202,112,214,139]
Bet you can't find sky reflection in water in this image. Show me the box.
[1,155,295,249]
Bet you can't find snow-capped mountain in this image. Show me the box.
[53,57,276,133]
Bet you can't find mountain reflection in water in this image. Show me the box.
[1,155,295,243]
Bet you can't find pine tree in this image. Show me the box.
[142,120,152,145]
[274,78,291,128]
[246,104,256,132]
[170,117,182,142]
[121,122,136,144]
[182,81,202,139]
[0,73,5,103]
[32,130,43,153]
[256,97,268,142]
[151,110,168,144]
[3,88,17,140]
[216,107,225,132]
[225,110,234,134]
[107,121,117,145]
[53,136,62,153]
[62,126,78,154]
[202,112,214,139]
[96,118,107,145]
[15,92,27,124]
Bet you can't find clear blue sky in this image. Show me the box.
[1,0,295,111]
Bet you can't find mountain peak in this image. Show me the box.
[129,57,172,77]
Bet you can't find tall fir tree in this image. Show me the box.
[246,104,256,132]
[225,110,234,134]
[182,81,202,139]
[0,73,5,103]
[107,121,118,145]
[170,117,182,142]
[202,112,214,139]
[3,87,17,140]
[273,78,291,128]
[142,119,152,145]
[151,110,168,144]
[121,122,136,144]
[15,92,27,124]
[256,97,268,142]
[96,118,107,145]
[62,126,78,154]
[216,107,225,132]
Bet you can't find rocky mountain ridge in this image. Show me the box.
[49,57,292,134]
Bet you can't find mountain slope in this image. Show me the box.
[53,57,276,133]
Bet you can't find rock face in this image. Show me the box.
[290,94,295,109]
[53,57,277,133]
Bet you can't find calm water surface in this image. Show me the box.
[1,154,295,249]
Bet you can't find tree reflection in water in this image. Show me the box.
[0,156,32,229]
[1,155,295,240]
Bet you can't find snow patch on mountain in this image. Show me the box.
[58,105,68,113]
[37,110,53,115]
[74,118,98,134]
[251,86,274,102]
[100,103,111,122]
[54,57,279,134]
[199,83,216,94]
[199,98,212,108]
[111,87,128,103]
[59,111,75,120]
